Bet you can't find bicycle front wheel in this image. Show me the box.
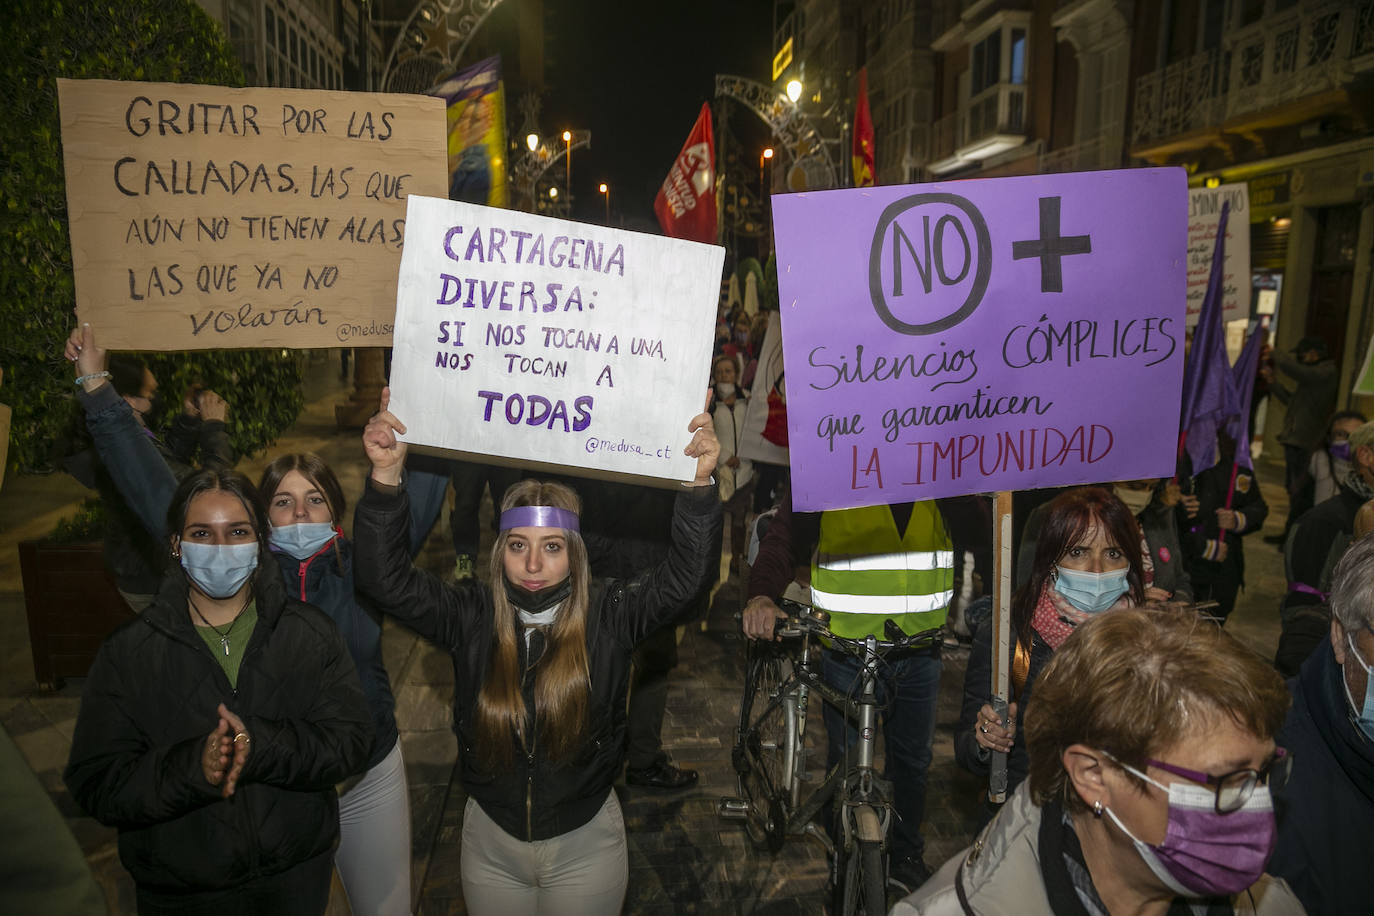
[734,641,795,852]
[836,838,887,916]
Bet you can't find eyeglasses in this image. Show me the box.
[1145,747,1292,814]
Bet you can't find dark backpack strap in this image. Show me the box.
[954,861,976,915]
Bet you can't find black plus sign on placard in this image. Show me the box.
[1011,196,1092,293]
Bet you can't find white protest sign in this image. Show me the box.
[1187,183,1250,326]
[390,196,724,484]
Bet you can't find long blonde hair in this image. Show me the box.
[475,480,592,767]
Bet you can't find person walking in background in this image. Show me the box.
[1179,432,1268,623]
[712,354,754,576]
[1265,336,1338,545]
[1278,420,1374,676]
[1305,410,1366,506]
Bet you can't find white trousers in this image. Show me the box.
[336,739,412,916]
[460,790,628,916]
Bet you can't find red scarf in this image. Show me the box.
[1030,581,1132,650]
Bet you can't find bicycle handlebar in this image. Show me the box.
[773,597,943,657]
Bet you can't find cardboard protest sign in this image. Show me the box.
[1187,183,1250,326]
[389,196,724,485]
[771,167,1187,511]
[58,79,448,350]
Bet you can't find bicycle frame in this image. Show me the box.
[736,633,893,855]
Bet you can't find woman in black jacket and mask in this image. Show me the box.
[355,389,721,915]
[64,468,373,915]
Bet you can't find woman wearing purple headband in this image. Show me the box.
[355,389,722,915]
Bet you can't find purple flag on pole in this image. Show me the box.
[1179,203,1236,473]
[1226,326,1265,470]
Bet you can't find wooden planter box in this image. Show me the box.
[19,541,134,690]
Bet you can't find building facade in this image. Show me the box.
[194,0,378,91]
[771,0,1374,429]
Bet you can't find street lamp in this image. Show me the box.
[548,186,558,199]
[786,79,803,103]
[760,147,774,193]
[526,132,539,152]
[562,130,572,202]
[599,183,609,224]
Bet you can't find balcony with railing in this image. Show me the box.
[928,82,1029,174]
[1133,0,1374,156]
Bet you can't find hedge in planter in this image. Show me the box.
[1,0,302,475]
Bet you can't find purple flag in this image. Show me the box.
[1178,203,1236,474]
[1226,327,1265,471]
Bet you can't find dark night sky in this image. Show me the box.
[540,0,774,227]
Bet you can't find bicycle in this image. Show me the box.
[719,598,942,915]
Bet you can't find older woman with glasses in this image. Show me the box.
[895,605,1302,915]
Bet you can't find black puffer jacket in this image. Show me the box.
[954,615,1054,797]
[64,566,373,894]
[353,478,721,840]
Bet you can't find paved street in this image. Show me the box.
[0,353,1289,914]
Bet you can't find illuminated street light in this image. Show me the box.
[526,132,539,152]
[599,182,609,223]
[549,186,558,199]
[786,79,802,103]
[563,130,573,199]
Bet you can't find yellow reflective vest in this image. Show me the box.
[810,502,954,639]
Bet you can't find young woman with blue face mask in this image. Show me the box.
[955,487,1146,804]
[63,324,413,916]
[258,454,412,916]
[64,469,372,915]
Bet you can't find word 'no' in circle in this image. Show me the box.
[867,192,992,336]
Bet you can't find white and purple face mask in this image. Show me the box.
[1103,756,1278,898]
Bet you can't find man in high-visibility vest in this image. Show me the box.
[744,495,954,893]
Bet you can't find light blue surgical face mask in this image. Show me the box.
[269,522,337,560]
[1054,566,1129,614]
[180,541,259,599]
[1342,633,1374,742]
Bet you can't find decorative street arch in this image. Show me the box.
[513,129,592,212]
[714,74,838,190]
[381,0,507,94]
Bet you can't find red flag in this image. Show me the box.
[654,103,717,243]
[852,68,875,188]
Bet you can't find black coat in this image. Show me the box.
[272,539,398,771]
[352,478,721,840]
[1180,460,1268,585]
[1269,639,1374,914]
[64,567,373,894]
[954,615,1055,796]
[1285,482,1365,609]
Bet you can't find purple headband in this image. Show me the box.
[499,505,580,532]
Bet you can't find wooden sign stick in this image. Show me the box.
[989,490,1013,804]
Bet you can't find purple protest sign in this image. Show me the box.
[771,167,1187,511]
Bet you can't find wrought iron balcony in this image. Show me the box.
[1133,0,1374,149]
